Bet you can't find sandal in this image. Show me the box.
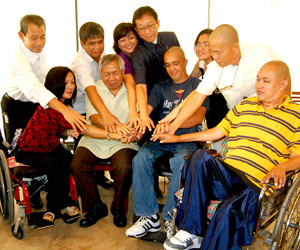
[61,206,80,216]
[43,212,55,222]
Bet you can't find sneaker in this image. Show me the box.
[125,214,161,238]
[163,230,202,250]
[165,221,174,239]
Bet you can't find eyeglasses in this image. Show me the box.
[194,42,209,48]
[137,23,156,33]
[215,65,239,94]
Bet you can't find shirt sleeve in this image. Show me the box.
[196,63,219,96]
[11,53,55,108]
[217,105,238,136]
[148,83,161,110]
[71,59,96,93]
[131,47,147,85]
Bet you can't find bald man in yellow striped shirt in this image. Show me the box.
[155,60,300,250]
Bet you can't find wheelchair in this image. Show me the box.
[0,112,79,239]
[167,150,300,250]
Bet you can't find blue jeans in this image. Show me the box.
[132,141,198,221]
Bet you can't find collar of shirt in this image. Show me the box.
[143,33,160,49]
[19,42,45,65]
[98,80,126,98]
[257,95,290,112]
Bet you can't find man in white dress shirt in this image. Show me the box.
[1,14,87,144]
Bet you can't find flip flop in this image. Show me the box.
[61,206,80,216]
[43,212,55,222]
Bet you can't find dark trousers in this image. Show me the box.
[177,149,258,250]
[1,94,38,143]
[15,144,73,217]
[71,147,136,214]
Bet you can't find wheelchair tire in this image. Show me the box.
[0,150,14,224]
[11,223,25,240]
[271,177,300,250]
[0,164,7,218]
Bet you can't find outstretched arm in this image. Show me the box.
[123,74,141,128]
[152,126,225,143]
[48,98,88,131]
[86,85,121,132]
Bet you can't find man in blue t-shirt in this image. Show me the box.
[126,46,208,239]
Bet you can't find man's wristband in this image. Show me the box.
[107,130,110,141]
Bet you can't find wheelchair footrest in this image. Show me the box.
[28,212,54,229]
[140,231,167,243]
[258,229,273,246]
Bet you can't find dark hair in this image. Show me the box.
[132,6,158,27]
[20,14,46,35]
[113,23,139,54]
[79,22,104,44]
[194,28,213,46]
[44,67,77,107]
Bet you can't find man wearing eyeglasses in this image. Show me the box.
[159,24,289,135]
[131,6,180,135]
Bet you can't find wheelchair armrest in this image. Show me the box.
[265,170,297,187]
[2,141,12,150]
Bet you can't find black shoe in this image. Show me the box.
[110,202,127,227]
[97,175,114,189]
[80,202,108,228]
[113,214,127,228]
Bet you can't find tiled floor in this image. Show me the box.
[0,177,269,250]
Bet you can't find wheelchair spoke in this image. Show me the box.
[277,180,300,249]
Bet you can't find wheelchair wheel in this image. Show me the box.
[271,177,300,250]
[0,164,7,217]
[0,150,14,224]
[11,223,25,240]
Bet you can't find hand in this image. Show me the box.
[102,111,122,132]
[153,123,170,135]
[116,124,134,136]
[63,109,89,131]
[158,106,180,124]
[139,113,155,134]
[261,165,287,189]
[151,133,179,143]
[68,129,80,139]
[125,111,141,129]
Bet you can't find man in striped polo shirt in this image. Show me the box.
[154,60,300,250]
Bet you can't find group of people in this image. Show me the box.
[1,4,300,250]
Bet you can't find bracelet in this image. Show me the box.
[107,130,110,141]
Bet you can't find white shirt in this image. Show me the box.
[78,80,139,158]
[196,44,282,109]
[70,48,102,114]
[4,42,54,108]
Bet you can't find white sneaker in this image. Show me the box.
[125,214,161,238]
[165,221,174,239]
[163,230,202,250]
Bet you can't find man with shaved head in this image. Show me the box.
[125,46,208,239]
[161,60,300,250]
[159,24,290,137]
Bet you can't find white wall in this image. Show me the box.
[210,0,300,91]
[0,0,298,135]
